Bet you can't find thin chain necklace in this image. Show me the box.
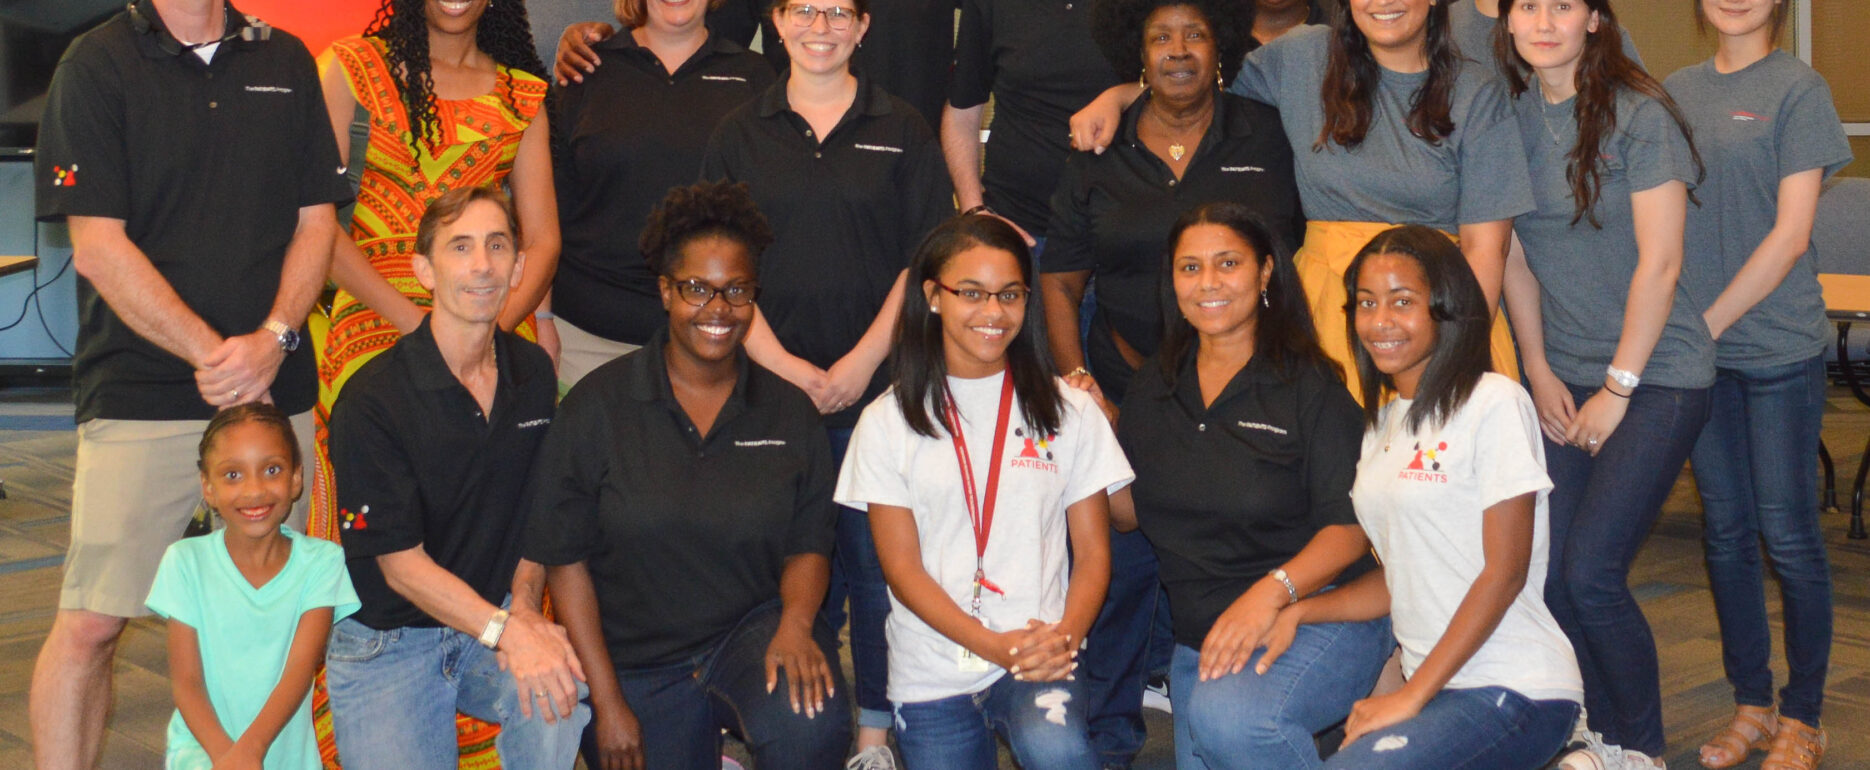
[1536,80,1571,148]
[1146,104,1207,162]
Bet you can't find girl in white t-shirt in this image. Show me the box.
[835,214,1134,769]
[1256,226,1584,769]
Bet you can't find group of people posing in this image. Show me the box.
[26,0,1850,769]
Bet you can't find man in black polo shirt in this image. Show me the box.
[29,1,347,766]
[325,187,586,769]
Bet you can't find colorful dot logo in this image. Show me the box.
[50,164,77,187]
[340,504,370,531]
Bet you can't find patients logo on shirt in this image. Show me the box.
[340,505,370,531]
[1398,440,1450,484]
[49,164,77,187]
[1009,427,1059,473]
[1729,110,1769,122]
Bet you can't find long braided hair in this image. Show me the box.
[364,0,547,156]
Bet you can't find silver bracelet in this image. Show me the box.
[1268,568,1299,607]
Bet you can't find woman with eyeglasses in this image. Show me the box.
[701,1,953,763]
[523,182,851,770]
[837,213,1133,770]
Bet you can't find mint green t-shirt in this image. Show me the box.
[146,527,359,770]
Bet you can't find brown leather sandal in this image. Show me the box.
[1760,716,1826,770]
[1697,704,1777,769]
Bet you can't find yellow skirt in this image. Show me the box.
[1295,220,1518,404]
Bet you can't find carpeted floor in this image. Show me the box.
[2,381,1866,769]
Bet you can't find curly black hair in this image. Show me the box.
[639,182,775,276]
[1091,0,1252,87]
[365,0,548,156]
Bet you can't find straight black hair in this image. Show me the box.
[891,214,1064,439]
[1157,202,1339,386]
[1342,225,1491,431]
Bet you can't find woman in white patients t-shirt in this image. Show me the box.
[835,214,1133,770]
[1256,226,1583,770]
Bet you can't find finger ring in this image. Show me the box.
[1587,438,1599,445]
[230,388,239,399]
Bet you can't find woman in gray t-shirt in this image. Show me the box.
[1495,0,1710,765]
[1666,1,1852,767]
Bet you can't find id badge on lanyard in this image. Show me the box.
[945,373,1016,671]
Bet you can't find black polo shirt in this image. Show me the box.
[34,1,349,423]
[1116,350,1370,649]
[701,74,954,427]
[1044,92,1302,403]
[523,330,838,667]
[949,0,1122,237]
[551,32,773,346]
[329,319,558,631]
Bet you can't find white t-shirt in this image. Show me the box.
[1350,373,1582,703]
[835,372,1134,703]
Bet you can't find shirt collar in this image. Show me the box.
[620,327,757,415]
[1167,345,1280,414]
[402,316,522,397]
[130,0,254,60]
[1118,90,1256,153]
[756,70,893,119]
[603,28,744,67]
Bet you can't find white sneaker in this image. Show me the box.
[845,745,898,770]
[1142,674,1172,714]
[1555,718,1666,770]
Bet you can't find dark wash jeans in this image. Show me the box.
[1690,356,1833,726]
[1543,381,1710,755]
[822,425,895,729]
[591,599,852,770]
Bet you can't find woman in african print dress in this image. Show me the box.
[312,0,558,544]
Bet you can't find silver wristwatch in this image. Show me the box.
[479,609,510,649]
[1606,365,1640,391]
[262,319,300,352]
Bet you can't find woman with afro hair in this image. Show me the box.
[523,181,853,770]
[1037,0,1301,762]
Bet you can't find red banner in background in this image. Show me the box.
[240,0,380,57]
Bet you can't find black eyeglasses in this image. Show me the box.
[672,279,761,307]
[936,281,1030,307]
[784,3,859,30]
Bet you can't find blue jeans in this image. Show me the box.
[1168,617,1394,770]
[894,675,1099,770]
[1321,687,1579,770]
[1691,356,1833,726]
[1082,527,1161,767]
[325,615,590,770]
[594,600,852,770]
[822,426,894,729]
[1544,381,1709,755]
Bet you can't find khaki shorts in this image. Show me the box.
[60,410,314,617]
[555,316,641,393]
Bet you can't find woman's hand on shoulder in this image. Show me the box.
[556,22,618,86]
[1068,87,1133,154]
[1062,371,1118,425]
[766,621,837,718]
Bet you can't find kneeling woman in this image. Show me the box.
[521,181,851,770]
[836,214,1133,769]
[1261,226,1584,769]
[1100,203,1390,770]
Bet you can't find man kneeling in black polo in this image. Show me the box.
[325,186,588,769]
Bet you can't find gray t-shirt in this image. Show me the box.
[530,0,615,64]
[1666,50,1854,368]
[1513,87,1713,389]
[1228,24,1533,232]
[1448,0,1641,81]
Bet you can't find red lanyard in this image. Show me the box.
[942,371,1015,615]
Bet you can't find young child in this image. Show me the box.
[834,214,1133,769]
[146,403,359,769]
